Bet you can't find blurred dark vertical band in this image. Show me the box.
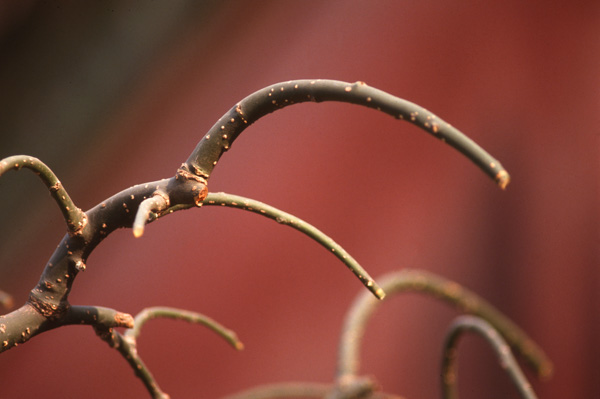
[0,0,218,275]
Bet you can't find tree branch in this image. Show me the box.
[97,307,243,399]
[202,192,385,299]
[0,164,209,353]
[0,155,86,234]
[0,81,520,398]
[184,80,510,189]
[441,315,538,399]
[0,290,13,310]
[335,269,552,385]
[125,306,244,351]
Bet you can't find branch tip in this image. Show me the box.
[496,170,511,190]
[133,225,144,238]
[187,80,511,187]
[234,340,245,351]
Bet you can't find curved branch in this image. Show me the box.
[124,306,244,351]
[95,327,169,399]
[0,155,86,234]
[0,290,13,310]
[97,306,243,399]
[335,269,552,383]
[202,192,385,300]
[441,315,538,399]
[184,80,510,189]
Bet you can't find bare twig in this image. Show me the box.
[203,192,385,299]
[97,307,243,399]
[441,315,538,399]
[133,194,169,238]
[335,269,552,385]
[185,80,510,189]
[125,306,244,351]
[0,155,86,234]
[95,326,169,399]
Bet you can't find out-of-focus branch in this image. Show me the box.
[222,382,332,399]
[441,315,538,399]
[223,381,404,399]
[0,79,521,397]
[335,269,552,385]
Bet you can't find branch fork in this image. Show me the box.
[0,80,543,398]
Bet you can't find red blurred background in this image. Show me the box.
[0,1,597,398]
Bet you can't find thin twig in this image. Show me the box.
[185,80,510,189]
[124,306,244,351]
[95,327,169,399]
[202,192,385,300]
[99,306,243,398]
[0,155,87,234]
[441,315,538,399]
[335,269,552,383]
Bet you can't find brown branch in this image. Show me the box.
[98,307,243,399]
[203,192,385,299]
[0,155,86,234]
[222,381,404,399]
[185,80,510,189]
[0,81,520,398]
[222,382,332,399]
[441,315,538,399]
[335,269,552,386]
[0,164,208,353]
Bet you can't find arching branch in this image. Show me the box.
[441,315,538,399]
[184,80,510,189]
[202,192,385,299]
[334,269,552,385]
[0,155,86,234]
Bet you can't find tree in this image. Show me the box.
[0,80,551,398]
